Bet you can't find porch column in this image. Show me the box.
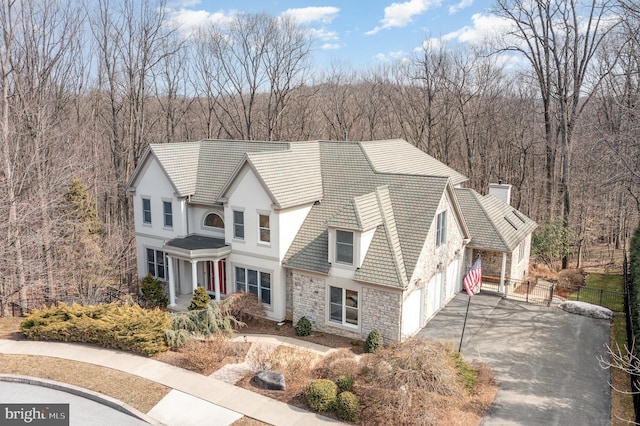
[191,260,198,292]
[499,252,508,294]
[213,259,221,301]
[167,255,176,307]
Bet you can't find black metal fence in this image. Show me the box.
[623,253,640,424]
[502,279,557,306]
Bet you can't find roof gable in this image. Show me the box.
[455,188,537,252]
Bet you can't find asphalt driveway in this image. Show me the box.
[417,293,611,425]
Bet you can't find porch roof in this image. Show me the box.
[163,235,230,260]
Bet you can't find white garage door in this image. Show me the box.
[402,288,423,338]
[426,272,444,320]
[446,258,461,301]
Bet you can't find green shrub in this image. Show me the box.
[167,301,241,347]
[188,287,210,310]
[365,329,383,353]
[20,303,171,356]
[335,391,360,422]
[295,316,312,336]
[306,379,337,412]
[336,375,354,392]
[140,274,168,308]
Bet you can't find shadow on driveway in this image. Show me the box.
[416,293,611,426]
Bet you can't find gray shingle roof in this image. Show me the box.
[360,139,468,186]
[284,142,450,288]
[150,142,201,196]
[242,142,323,209]
[454,188,537,252]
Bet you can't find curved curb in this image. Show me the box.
[0,374,164,426]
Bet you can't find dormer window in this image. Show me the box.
[336,230,354,265]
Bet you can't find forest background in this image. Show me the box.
[1,0,638,312]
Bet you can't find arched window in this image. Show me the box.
[204,213,224,229]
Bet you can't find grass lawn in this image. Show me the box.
[611,313,635,425]
[566,272,624,311]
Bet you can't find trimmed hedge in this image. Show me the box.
[365,329,383,353]
[336,391,360,422]
[306,379,337,412]
[188,287,210,310]
[20,303,171,356]
[336,375,354,392]
[295,316,312,336]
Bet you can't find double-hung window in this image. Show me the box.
[146,249,166,279]
[259,214,270,243]
[335,230,354,265]
[233,210,244,240]
[234,266,271,305]
[163,201,173,228]
[329,286,358,326]
[436,210,447,247]
[142,198,151,224]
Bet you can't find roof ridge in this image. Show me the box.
[375,186,408,287]
[472,190,511,252]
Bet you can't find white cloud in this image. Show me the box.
[442,13,513,45]
[448,0,473,15]
[282,6,340,25]
[374,50,408,62]
[367,0,442,35]
[307,28,339,42]
[166,8,237,34]
[321,43,342,50]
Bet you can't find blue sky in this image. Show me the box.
[165,0,504,69]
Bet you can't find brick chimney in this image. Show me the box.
[488,180,512,206]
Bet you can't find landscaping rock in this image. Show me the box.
[557,301,613,320]
[254,370,286,391]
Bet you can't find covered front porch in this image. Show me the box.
[163,235,232,308]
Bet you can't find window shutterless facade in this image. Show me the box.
[163,201,173,228]
[234,266,271,305]
[436,210,447,247]
[233,210,244,240]
[259,214,270,243]
[329,286,358,326]
[142,198,151,224]
[335,230,354,264]
[146,248,166,279]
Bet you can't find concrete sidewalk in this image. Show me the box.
[0,338,342,426]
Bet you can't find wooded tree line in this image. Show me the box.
[0,0,638,313]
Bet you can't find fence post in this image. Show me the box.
[548,284,555,307]
[576,286,580,302]
[526,281,530,303]
[599,288,604,306]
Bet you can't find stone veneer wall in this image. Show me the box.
[292,272,326,331]
[360,287,402,342]
[474,249,512,279]
[285,269,293,321]
[292,271,403,342]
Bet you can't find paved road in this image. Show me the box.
[0,381,149,426]
[418,293,611,425]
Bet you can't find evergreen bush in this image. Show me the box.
[335,391,360,422]
[20,303,171,356]
[336,375,354,392]
[295,316,312,336]
[166,301,241,347]
[188,287,210,310]
[306,379,337,412]
[365,329,383,353]
[140,274,168,308]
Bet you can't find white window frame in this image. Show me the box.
[233,210,245,240]
[142,197,152,225]
[518,241,526,263]
[146,248,166,280]
[234,266,271,306]
[163,200,173,228]
[329,286,358,327]
[335,230,354,265]
[436,210,447,247]
[258,212,270,244]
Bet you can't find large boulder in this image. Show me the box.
[557,301,613,320]
[254,370,286,391]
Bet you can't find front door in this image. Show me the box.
[207,260,227,295]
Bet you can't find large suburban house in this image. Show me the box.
[126,139,536,342]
